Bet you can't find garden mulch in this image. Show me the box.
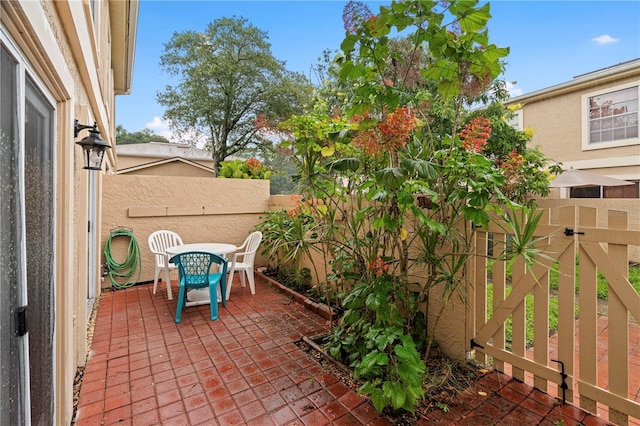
[73,275,621,425]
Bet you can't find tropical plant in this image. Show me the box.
[257,0,561,414]
[254,201,323,282]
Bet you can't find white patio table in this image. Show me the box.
[166,243,237,306]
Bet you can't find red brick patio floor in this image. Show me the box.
[73,277,618,425]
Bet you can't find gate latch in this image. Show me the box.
[564,228,585,237]
[551,359,568,404]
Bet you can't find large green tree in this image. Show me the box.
[115,125,170,145]
[157,16,314,174]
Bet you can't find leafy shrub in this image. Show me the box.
[325,277,426,413]
[218,158,273,179]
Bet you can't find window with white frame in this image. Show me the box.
[583,82,639,149]
[506,109,523,130]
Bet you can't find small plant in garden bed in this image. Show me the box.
[263,265,312,294]
[297,334,486,425]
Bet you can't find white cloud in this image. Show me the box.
[145,116,210,148]
[591,34,619,45]
[144,116,177,142]
[506,81,523,98]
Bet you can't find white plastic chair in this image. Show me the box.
[148,230,184,300]
[226,231,262,299]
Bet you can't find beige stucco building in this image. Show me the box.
[1,1,137,424]
[506,58,640,198]
[116,142,216,176]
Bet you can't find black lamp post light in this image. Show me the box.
[74,119,111,170]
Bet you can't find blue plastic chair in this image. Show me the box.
[169,251,228,323]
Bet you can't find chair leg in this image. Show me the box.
[208,285,219,320]
[175,284,186,323]
[153,267,161,294]
[247,269,256,295]
[226,266,236,300]
[164,264,173,300]
[220,277,227,307]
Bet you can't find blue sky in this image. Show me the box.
[116,0,640,139]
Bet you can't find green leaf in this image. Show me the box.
[375,352,389,366]
[394,343,414,361]
[328,158,360,172]
[414,211,447,235]
[397,364,422,386]
[468,190,490,207]
[374,167,405,189]
[361,351,381,370]
[383,381,406,410]
[370,387,388,413]
[321,146,335,157]
[365,292,383,311]
[428,30,448,52]
[383,215,399,231]
[359,381,377,395]
[372,216,385,231]
[458,3,491,33]
[438,79,460,98]
[482,45,510,62]
[463,206,489,226]
[402,158,437,179]
[339,61,355,80]
[342,308,361,324]
[397,190,415,206]
[340,35,358,52]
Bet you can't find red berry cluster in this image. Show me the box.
[458,116,491,153]
[352,107,417,157]
[368,257,389,276]
[246,158,262,173]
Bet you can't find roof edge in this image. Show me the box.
[507,58,640,104]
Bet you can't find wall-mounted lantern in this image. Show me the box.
[74,119,111,170]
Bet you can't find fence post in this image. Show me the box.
[607,210,629,426]
[578,206,598,415]
[472,229,487,364]
[533,209,551,392]
[556,205,576,403]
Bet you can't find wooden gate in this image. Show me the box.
[467,206,640,425]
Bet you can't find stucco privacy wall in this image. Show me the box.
[102,175,270,286]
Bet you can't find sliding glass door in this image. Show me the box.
[1,33,55,426]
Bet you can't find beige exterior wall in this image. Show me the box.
[508,62,640,182]
[102,175,271,285]
[2,1,136,424]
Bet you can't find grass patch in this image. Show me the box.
[486,262,639,348]
[548,261,640,300]
[487,284,569,348]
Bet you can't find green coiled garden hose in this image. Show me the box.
[104,228,142,289]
